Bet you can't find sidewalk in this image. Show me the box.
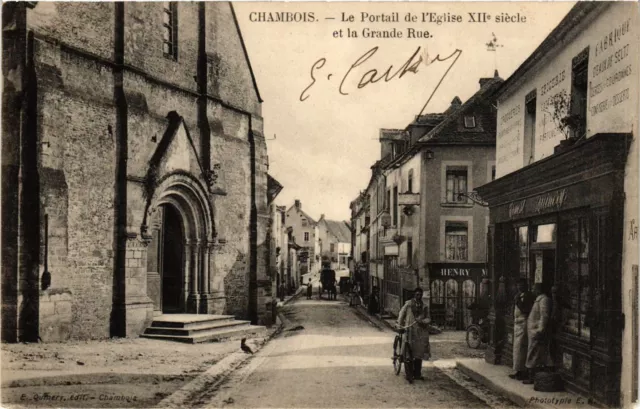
[456,359,596,409]
[276,285,305,308]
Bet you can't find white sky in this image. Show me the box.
[234,2,576,221]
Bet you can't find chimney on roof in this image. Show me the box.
[294,199,301,209]
[479,70,500,88]
[479,77,493,88]
[450,97,462,109]
[320,214,325,220]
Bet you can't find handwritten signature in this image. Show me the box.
[300,46,462,115]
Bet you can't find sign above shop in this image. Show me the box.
[429,263,488,279]
[501,188,569,221]
[534,189,567,214]
[398,192,420,206]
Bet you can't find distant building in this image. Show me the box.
[350,191,371,294]
[285,200,320,275]
[317,215,351,270]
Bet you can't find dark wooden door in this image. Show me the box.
[161,205,184,313]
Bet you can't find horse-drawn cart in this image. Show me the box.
[318,267,337,300]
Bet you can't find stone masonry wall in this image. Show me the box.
[211,110,251,318]
[32,33,116,340]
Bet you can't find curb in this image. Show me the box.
[283,286,305,306]
[456,361,529,408]
[352,303,389,332]
[157,323,284,408]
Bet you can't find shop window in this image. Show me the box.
[162,2,178,60]
[560,217,590,340]
[445,279,459,326]
[431,279,444,304]
[533,223,556,243]
[445,222,468,261]
[446,166,468,203]
[523,90,537,165]
[462,279,476,328]
[304,232,309,242]
[517,225,530,281]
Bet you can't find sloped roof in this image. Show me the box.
[229,3,263,103]
[324,220,351,243]
[267,174,283,204]
[418,77,503,145]
[286,204,317,225]
[408,113,447,127]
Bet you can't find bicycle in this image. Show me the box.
[392,322,417,383]
[466,319,489,349]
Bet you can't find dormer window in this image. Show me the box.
[464,116,476,128]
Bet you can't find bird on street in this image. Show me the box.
[241,338,254,354]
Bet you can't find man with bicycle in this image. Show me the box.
[397,287,431,381]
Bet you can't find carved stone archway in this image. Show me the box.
[145,173,215,314]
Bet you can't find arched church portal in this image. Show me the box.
[145,174,215,315]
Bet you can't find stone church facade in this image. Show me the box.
[2,2,272,342]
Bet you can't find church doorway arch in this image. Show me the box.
[145,173,215,315]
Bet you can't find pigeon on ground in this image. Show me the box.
[240,338,253,355]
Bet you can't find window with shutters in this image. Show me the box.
[445,222,468,261]
[446,167,468,203]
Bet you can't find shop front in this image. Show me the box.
[477,133,630,407]
[429,263,488,330]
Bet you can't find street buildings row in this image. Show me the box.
[2,2,276,343]
[267,197,351,316]
[351,3,638,407]
[351,74,501,329]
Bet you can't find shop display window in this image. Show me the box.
[517,226,529,281]
[560,217,590,340]
[533,223,556,243]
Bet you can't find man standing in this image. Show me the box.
[523,283,554,384]
[509,279,535,381]
[397,287,431,381]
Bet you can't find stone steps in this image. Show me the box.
[140,314,267,343]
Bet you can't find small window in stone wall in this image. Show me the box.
[162,2,178,60]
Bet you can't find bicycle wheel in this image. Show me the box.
[393,335,402,375]
[466,326,482,349]
[404,344,414,383]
